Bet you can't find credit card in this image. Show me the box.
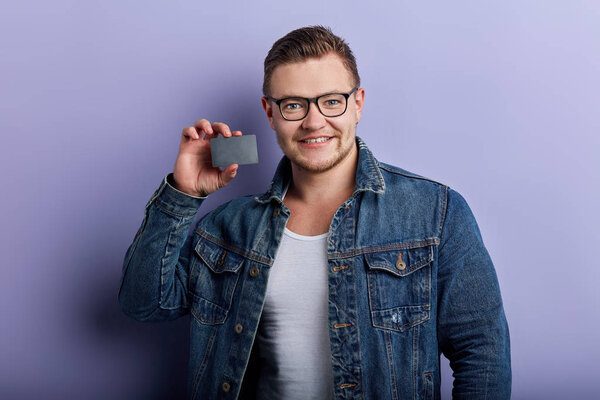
[210,135,259,168]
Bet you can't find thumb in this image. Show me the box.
[219,164,239,187]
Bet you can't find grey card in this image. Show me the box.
[210,135,259,168]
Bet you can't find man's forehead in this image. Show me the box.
[269,53,354,98]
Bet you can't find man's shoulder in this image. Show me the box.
[376,160,448,193]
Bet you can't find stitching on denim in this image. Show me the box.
[254,223,269,254]
[159,217,185,308]
[196,247,243,274]
[438,185,451,243]
[253,207,277,258]
[373,311,429,332]
[438,185,449,239]
[333,265,348,272]
[385,329,399,400]
[195,229,273,265]
[367,270,377,311]
[367,253,432,277]
[349,254,365,400]
[190,296,228,325]
[154,197,199,218]
[378,163,446,187]
[329,238,440,259]
[186,256,195,307]
[330,352,362,396]
[412,324,419,400]
[328,297,356,354]
[331,355,360,393]
[427,248,432,323]
[333,200,353,229]
[191,325,218,400]
[423,371,433,399]
[359,140,385,193]
[119,216,148,298]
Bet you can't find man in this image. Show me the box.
[119,26,511,399]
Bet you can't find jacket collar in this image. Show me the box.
[254,136,385,204]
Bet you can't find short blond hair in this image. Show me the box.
[263,25,360,96]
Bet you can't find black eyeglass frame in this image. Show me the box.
[266,87,359,121]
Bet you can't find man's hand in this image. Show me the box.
[172,119,241,197]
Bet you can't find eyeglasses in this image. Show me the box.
[266,87,359,121]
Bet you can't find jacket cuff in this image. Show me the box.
[145,173,206,217]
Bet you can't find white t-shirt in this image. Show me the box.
[255,223,334,399]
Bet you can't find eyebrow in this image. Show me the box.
[275,89,346,99]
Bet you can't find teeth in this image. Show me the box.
[302,137,330,143]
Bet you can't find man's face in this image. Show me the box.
[261,53,365,173]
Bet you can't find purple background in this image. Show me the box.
[1,1,599,399]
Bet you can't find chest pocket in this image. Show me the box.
[191,237,245,325]
[365,244,433,332]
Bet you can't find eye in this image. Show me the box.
[284,102,302,110]
[325,99,340,106]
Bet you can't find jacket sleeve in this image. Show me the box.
[437,188,511,399]
[118,174,206,322]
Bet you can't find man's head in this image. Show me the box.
[262,25,360,98]
[261,26,365,174]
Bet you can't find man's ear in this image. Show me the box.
[261,96,276,130]
[353,88,365,124]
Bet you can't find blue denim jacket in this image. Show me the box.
[119,136,511,400]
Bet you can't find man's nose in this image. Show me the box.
[301,101,327,130]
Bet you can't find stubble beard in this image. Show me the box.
[277,130,356,173]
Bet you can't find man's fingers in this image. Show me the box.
[184,120,240,147]
[212,122,232,137]
[182,126,201,140]
[193,119,214,139]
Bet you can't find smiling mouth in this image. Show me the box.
[299,137,332,144]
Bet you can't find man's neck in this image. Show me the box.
[287,144,358,205]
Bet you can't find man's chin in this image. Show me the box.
[290,155,342,174]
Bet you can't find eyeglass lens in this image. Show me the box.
[280,94,347,120]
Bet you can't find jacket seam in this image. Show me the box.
[158,216,186,310]
[195,229,273,266]
[438,186,450,242]
[154,198,199,218]
[328,239,440,259]
[378,163,445,186]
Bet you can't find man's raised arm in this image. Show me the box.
[118,119,242,322]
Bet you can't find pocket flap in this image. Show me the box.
[365,244,433,277]
[194,239,244,274]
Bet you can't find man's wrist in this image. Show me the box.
[166,174,207,199]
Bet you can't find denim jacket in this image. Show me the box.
[119,136,511,400]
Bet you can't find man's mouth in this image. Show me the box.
[299,136,332,144]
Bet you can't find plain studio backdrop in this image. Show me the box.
[1,1,598,399]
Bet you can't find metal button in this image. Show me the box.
[396,252,406,270]
[273,208,280,217]
[235,323,243,334]
[222,382,231,392]
[249,267,259,277]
